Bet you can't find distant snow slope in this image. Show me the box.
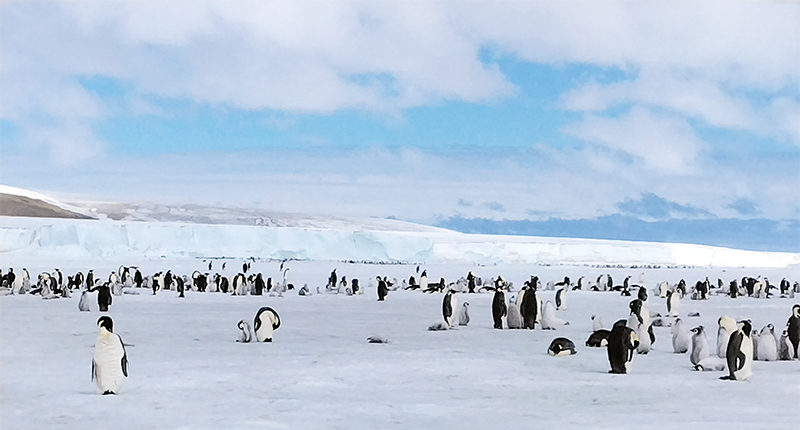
[1,185,798,268]
[0,185,95,219]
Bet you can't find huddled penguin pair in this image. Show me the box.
[92,316,128,395]
[237,307,281,343]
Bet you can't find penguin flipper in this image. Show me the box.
[92,359,96,381]
[119,335,129,377]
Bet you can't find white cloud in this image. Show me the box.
[563,107,706,174]
[1,1,798,222]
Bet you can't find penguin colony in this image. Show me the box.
[2,262,799,395]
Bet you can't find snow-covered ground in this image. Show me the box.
[2,259,799,430]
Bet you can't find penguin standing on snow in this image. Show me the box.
[520,277,539,330]
[93,283,112,312]
[236,320,253,343]
[78,290,91,311]
[721,320,753,381]
[458,303,470,326]
[555,284,569,311]
[506,296,522,329]
[666,290,680,317]
[253,307,280,342]
[756,324,778,361]
[627,299,651,354]
[92,316,128,395]
[607,320,639,374]
[717,316,737,358]
[377,277,388,301]
[442,289,458,327]
[492,286,507,329]
[690,326,710,365]
[787,304,800,359]
[671,318,690,353]
[778,329,793,360]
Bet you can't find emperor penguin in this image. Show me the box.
[92,316,128,395]
[721,320,753,381]
[756,324,778,361]
[627,299,651,354]
[586,330,611,347]
[690,325,710,365]
[236,320,253,343]
[787,304,800,359]
[95,283,112,312]
[671,318,690,353]
[548,337,577,356]
[541,300,568,330]
[506,296,522,329]
[717,316,737,358]
[607,320,639,374]
[419,270,428,292]
[458,302,470,326]
[520,277,539,330]
[254,307,280,342]
[656,281,670,298]
[751,329,760,360]
[442,289,458,327]
[492,287,507,329]
[555,284,569,311]
[666,290,680,318]
[377,277,388,301]
[78,290,91,312]
[778,329,793,360]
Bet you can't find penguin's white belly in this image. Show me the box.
[734,338,754,380]
[94,335,126,394]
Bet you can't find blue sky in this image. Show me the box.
[1,1,798,251]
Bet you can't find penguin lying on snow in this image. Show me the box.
[548,337,577,356]
[367,335,389,344]
[92,316,128,395]
[694,356,726,371]
[541,301,568,330]
[428,321,450,331]
[586,330,610,347]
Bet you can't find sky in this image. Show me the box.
[1,1,799,251]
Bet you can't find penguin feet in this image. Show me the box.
[102,391,116,395]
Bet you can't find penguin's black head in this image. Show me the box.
[237,319,246,330]
[793,304,800,317]
[629,299,642,315]
[739,320,752,336]
[97,316,113,333]
[691,325,704,334]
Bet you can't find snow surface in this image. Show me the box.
[2,258,800,430]
[2,216,799,268]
